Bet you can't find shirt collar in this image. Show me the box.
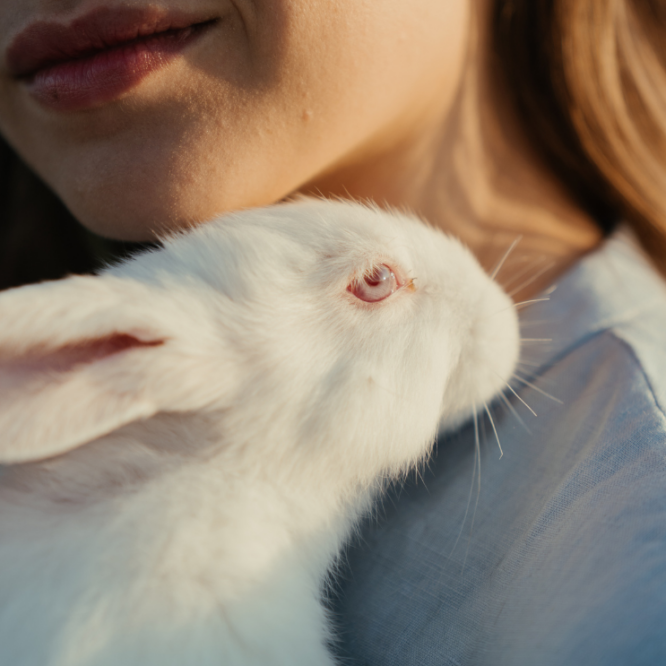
[519,226,666,373]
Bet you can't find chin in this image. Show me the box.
[69,198,203,242]
[61,177,279,242]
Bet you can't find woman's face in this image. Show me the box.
[0,1,468,239]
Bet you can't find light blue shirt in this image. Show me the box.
[329,228,666,665]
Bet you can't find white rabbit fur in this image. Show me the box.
[0,199,519,665]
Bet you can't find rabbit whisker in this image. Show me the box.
[450,406,483,561]
[507,260,556,298]
[484,402,503,459]
[500,254,546,291]
[514,297,551,308]
[504,381,537,417]
[498,390,532,434]
[490,235,523,281]
[512,372,563,404]
[482,297,550,319]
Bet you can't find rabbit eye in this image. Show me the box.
[349,264,400,303]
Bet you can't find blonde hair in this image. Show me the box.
[495,0,666,271]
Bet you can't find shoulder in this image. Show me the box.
[491,327,666,666]
[329,228,666,666]
[544,226,666,420]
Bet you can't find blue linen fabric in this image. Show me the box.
[329,228,666,666]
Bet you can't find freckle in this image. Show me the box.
[302,109,313,122]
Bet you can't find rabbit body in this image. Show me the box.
[0,200,519,665]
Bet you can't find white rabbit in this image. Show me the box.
[0,199,519,666]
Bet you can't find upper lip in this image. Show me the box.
[6,6,218,80]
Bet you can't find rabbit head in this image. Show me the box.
[0,199,519,491]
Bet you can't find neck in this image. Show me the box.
[301,5,603,302]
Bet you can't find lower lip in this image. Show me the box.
[24,24,211,112]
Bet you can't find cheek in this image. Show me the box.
[270,0,471,163]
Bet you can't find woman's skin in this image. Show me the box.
[0,0,603,297]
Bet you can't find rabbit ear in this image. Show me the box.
[0,274,218,465]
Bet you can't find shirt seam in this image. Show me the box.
[527,324,666,431]
[607,329,666,424]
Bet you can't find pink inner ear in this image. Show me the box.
[0,334,164,376]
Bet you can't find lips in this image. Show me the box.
[6,6,218,111]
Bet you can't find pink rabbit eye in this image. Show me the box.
[349,264,400,303]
